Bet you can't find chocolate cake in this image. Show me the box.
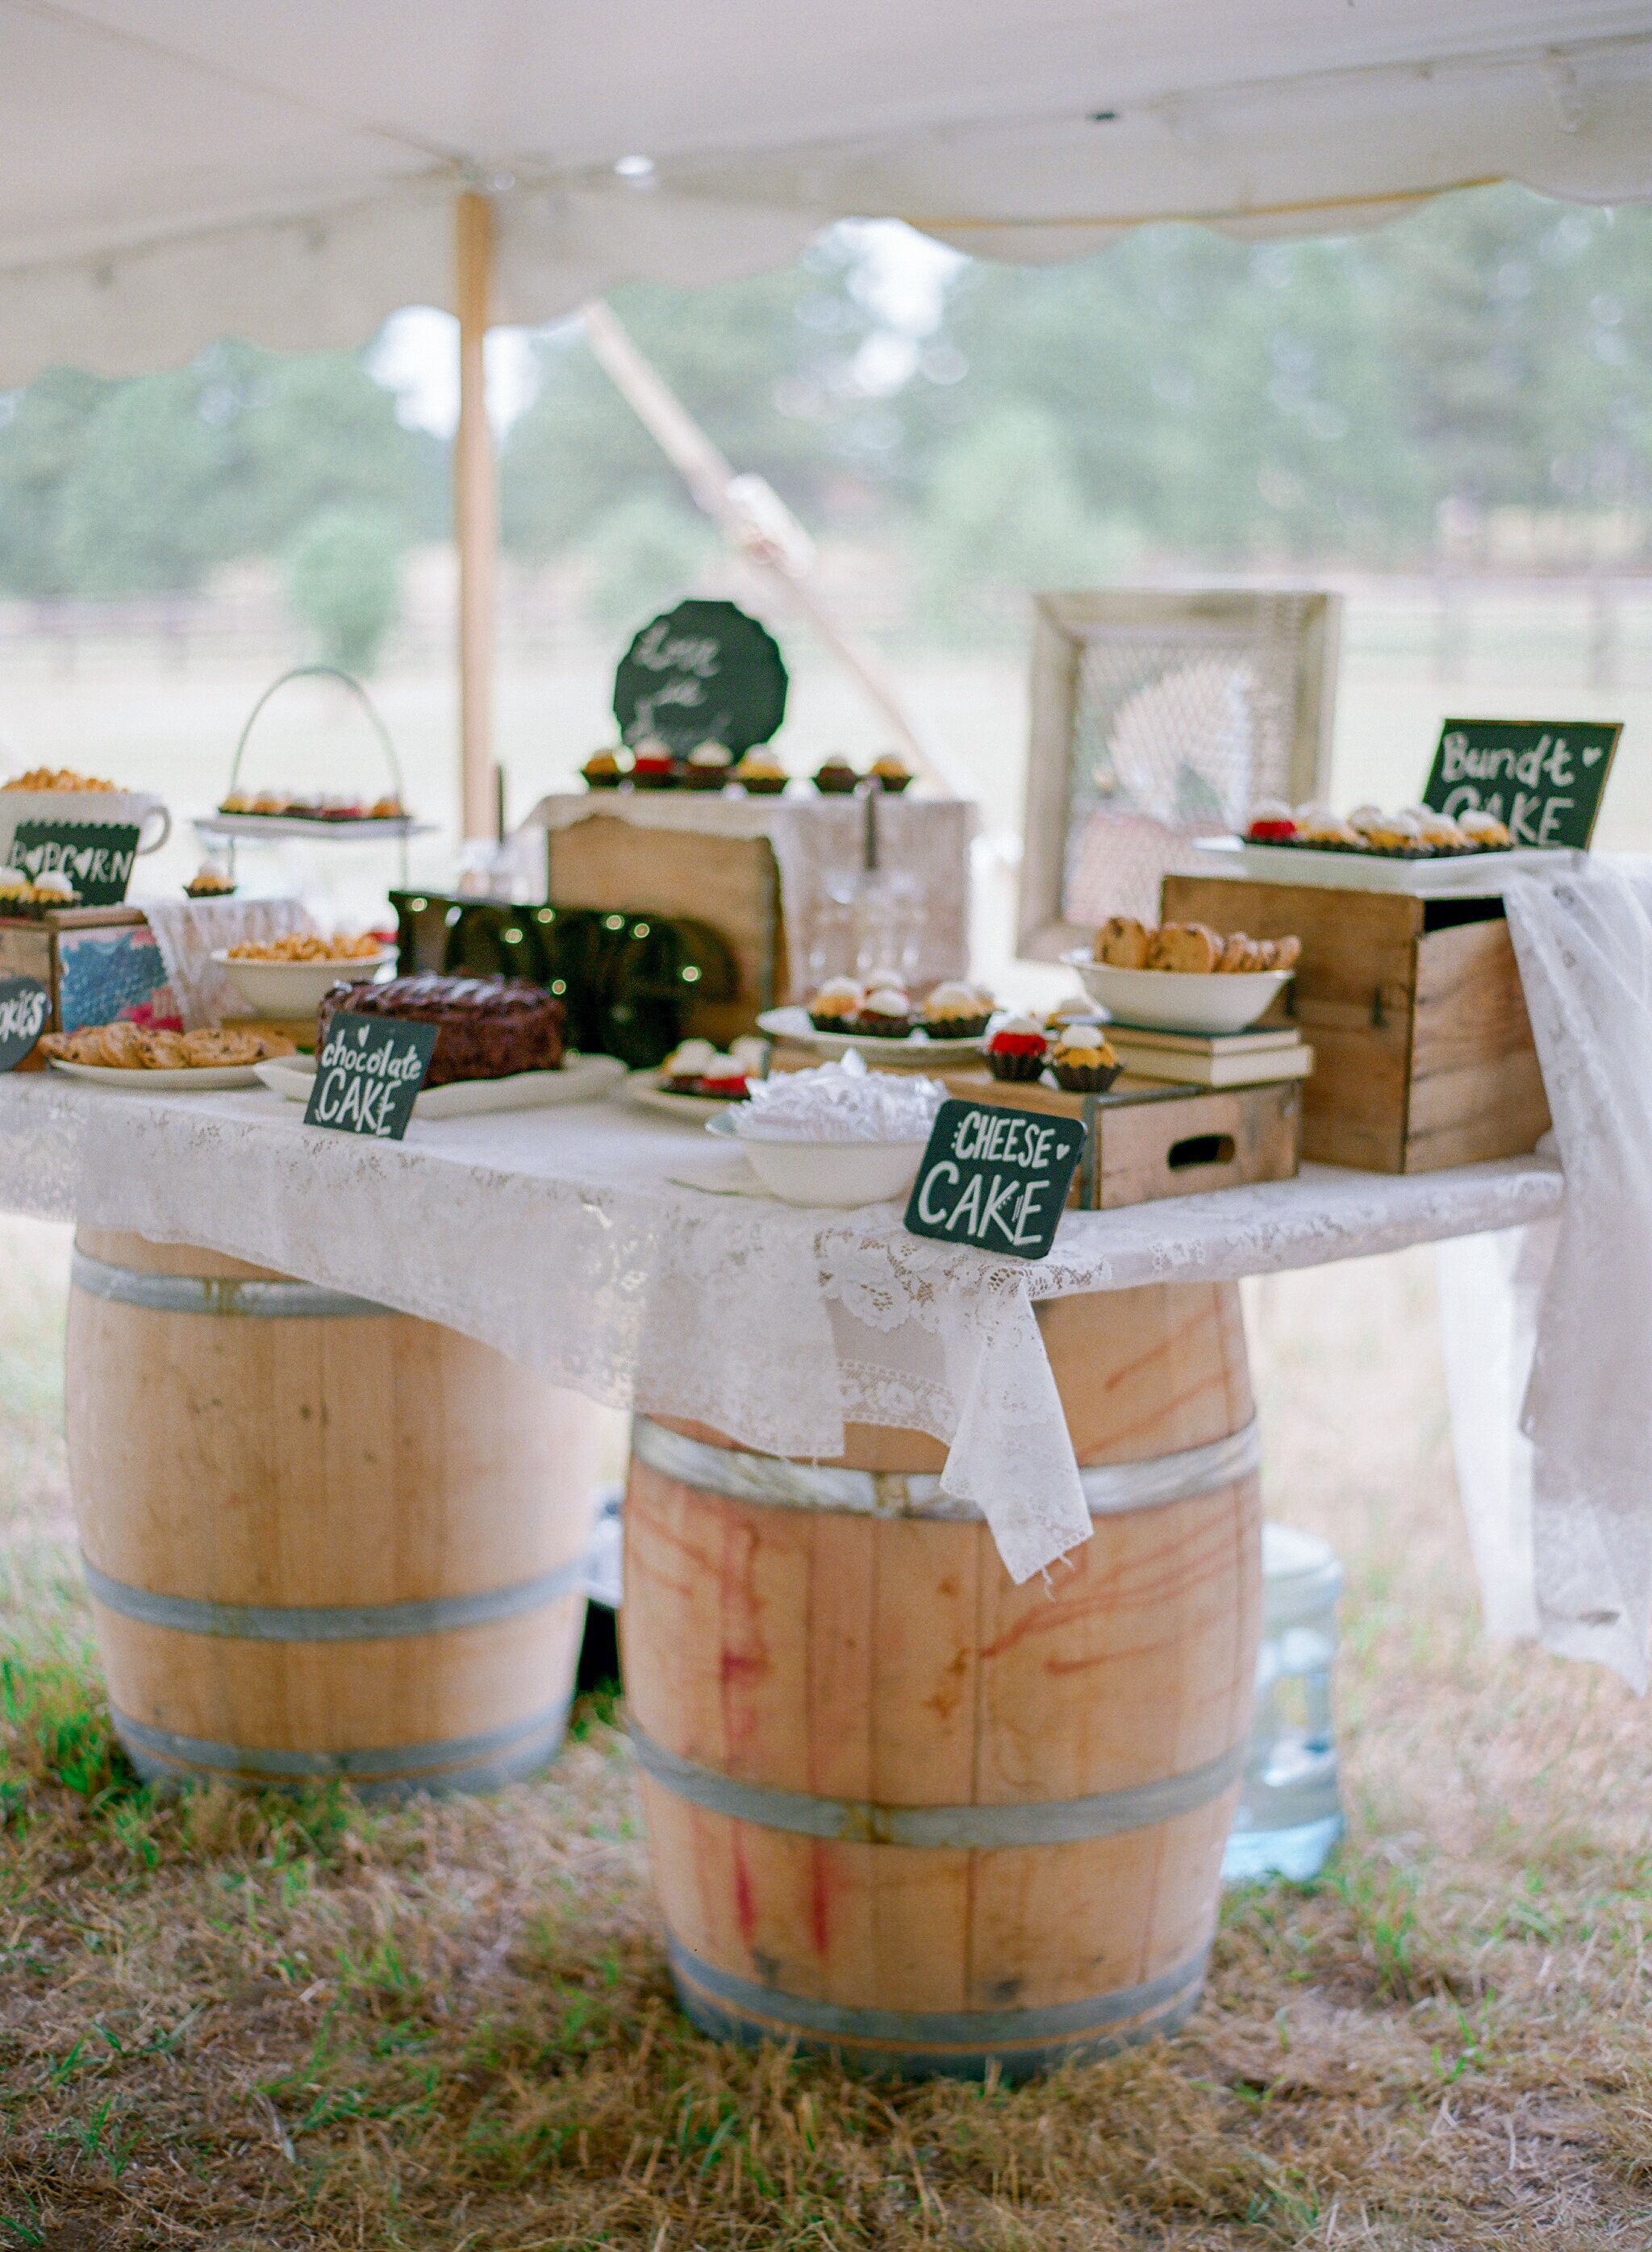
[317,974,565,1087]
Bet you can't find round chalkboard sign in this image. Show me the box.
[613,599,787,755]
[0,975,50,1072]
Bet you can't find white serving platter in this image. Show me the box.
[1188,836,1576,896]
[48,1057,267,1091]
[623,1068,753,1119]
[194,813,436,843]
[757,1003,987,1067]
[253,1049,625,1117]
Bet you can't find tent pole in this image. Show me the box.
[455,190,497,839]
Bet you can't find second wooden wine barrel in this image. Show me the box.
[622,1280,1261,2079]
[68,1229,602,1796]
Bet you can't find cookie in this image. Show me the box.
[1146,922,1220,975]
[181,1028,264,1067]
[140,1032,191,1069]
[1217,933,1257,974]
[95,1023,148,1069]
[1095,915,1151,970]
[1271,935,1301,971]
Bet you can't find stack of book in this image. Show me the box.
[1105,1023,1312,1087]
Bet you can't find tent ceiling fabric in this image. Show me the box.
[3,1,1652,381]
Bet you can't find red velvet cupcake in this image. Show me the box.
[984,1014,1049,1082]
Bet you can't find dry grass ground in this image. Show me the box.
[2,1213,1650,2250]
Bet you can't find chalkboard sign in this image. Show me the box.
[0,976,48,1071]
[304,1011,436,1140]
[1423,719,1621,849]
[904,1099,1086,1262]
[613,598,788,755]
[6,821,140,906]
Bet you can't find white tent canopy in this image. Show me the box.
[6,2,1652,384]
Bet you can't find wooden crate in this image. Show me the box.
[1161,872,1550,1173]
[545,813,781,1047]
[768,1042,1299,1209]
[0,907,155,1068]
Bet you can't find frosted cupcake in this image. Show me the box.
[922,980,995,1040]
[807,978,864,1032]
[984,1014,1049,1082]
[1049,1028,1120,1094]
[857,984,914,1038]
[734,748,788,795]
[684,741,734,792]
[1458,809,1512,849]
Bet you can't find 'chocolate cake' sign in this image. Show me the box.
[305,1011,436,1140]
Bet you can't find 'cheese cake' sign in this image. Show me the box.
[1423,718,1621,850]
[904,1099,1086,1262]
[304,1011,436,1140]
[0,976,49,1071]
[7,821,140,906]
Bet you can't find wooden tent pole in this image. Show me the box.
[455,190,497,839]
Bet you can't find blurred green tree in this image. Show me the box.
[283,508,405,674]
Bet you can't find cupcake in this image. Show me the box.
[582,749,626,790]
[807,978,863,1032]
[813,755,861,795]
[984,1014,1049,1082]
[629,737,677,790]
[369,794,406,819]
[857,985,914,1038]
[728,1035,769,1079]
[219,791,254,814]
[1414,811,1466,853]
[922,980,995,1040]
[184,865,237,899]
[1362,810,1423,853]
[734,747,788,795]
[1246,797,1297,843]
[869,753,913,794]
[1295,805,1359,849]
[1458,808,1512,849]
[698,1053,751,1099]
[1049,1028,1120,1094]
[661,1036,718,1091]
[684,741,735,792]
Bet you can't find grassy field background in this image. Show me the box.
[2,1211,1649,2250]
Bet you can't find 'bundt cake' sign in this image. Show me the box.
[1422,718,1621,849]
[613,599,787,755]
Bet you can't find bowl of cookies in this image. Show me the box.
[1064,915,1299,1035]
[211,931,396,1015]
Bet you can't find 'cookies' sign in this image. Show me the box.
[904,1099,1086,1262]
[305,1011,436,1140]
[0,976,49,1071]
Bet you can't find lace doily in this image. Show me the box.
[0,1073,1560,1585]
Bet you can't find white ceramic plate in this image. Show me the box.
[211,946,397,1016]
[624,1069,754,1118]
[1189,836,1575,896]
[253,1049,625,1116]
[49,1057,265,1091]
[703,1110,928,1208]
[1062,951,1291,1036]
[757,1003,987,1067]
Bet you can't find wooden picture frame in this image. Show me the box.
[1019,589,1341,960]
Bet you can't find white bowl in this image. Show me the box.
[211,946,396,1017]
[1061,950,1291,1035]
[708,1114,928,1208]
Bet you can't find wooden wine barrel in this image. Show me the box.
[67,1229,601,1797]
[621,1280,1261,2079]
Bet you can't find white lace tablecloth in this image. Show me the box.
[0,1073,1562,1585]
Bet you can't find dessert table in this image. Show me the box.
[0,1074,1562,1584]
